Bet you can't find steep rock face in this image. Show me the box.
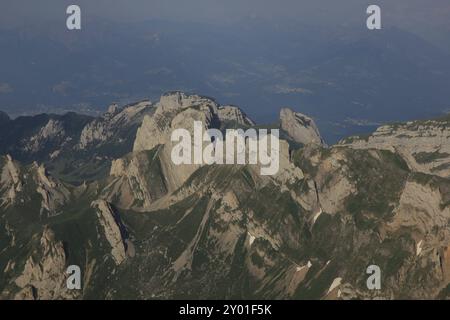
[78,120,112,149]
[91,200,131,265]
[23,119,66,154]
[0,95,254,185]
[113,92,301,211]
[133,92,254,152]
[2,227,76,300]
[105,148,168,210]
[270,139,304,186]
[280,108,324,146]
[340,116,450,178]
[79,100,153,149]
[0,155,23,208]
[0,113,92,164]
[33,163,71,216]
[130,110,211,198]
[133,93,219,152]
[130,93,257,196]
[388,177,450,233]
[300,145,356,216]
[0,156,71,215]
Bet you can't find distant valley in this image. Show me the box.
[1,20,450,142]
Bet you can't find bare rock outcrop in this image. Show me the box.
[0,156,71,214]
[24,119,66,154]
[340,117,450,178]
[0,155,23,207]
[131,92,256,194]
[280,108,324,145]
[11,227,76,300]
[111,92,307,210]
[91,200,130,265]
[105,148,168,209]
[217,105,255,126]
[133,92,219,152]
[79,100,153,149]
[389,179,450,234]
[32,163,71,216]
[133,92,254,152]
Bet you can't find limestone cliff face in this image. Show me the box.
[33,163,71,216]
[340,117,450,178]
[133,92,217,152]
[0,155,23,208]
[105,148,168,210]
[104,95,211,211]
[2,227,77,300]
[24,119,66,154]
[303,146,356,216]
[79,100,153,149]
[78,120,112,149]
[0,156,70,215]
[280,108,324,146]
[91,200,131,265]
[111,92,303,211]
[133,92,253,152]
[112,93,257,208]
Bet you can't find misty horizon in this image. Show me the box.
[1,0,450,143]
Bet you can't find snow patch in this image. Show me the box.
[296,260,313,272]
[327,277,342,294]
[416,240,423,256]
[313,208,323,224]
[248,232,256,246]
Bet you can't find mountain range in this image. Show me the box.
[0,92,449,299]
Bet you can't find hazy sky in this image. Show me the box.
[0,0,449,53]
[1,0,449,26]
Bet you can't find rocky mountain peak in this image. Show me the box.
[11,226,75,300]
[78,100,154,150]
[217,105,255,126]
[0,155,23,207]
[108,93,303,211]
[159,91,218,112]
[133,92,253,153]
[280,107,324,146]
[91,200,133,265]
[107,103,120,115]
[24,119,66,154]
